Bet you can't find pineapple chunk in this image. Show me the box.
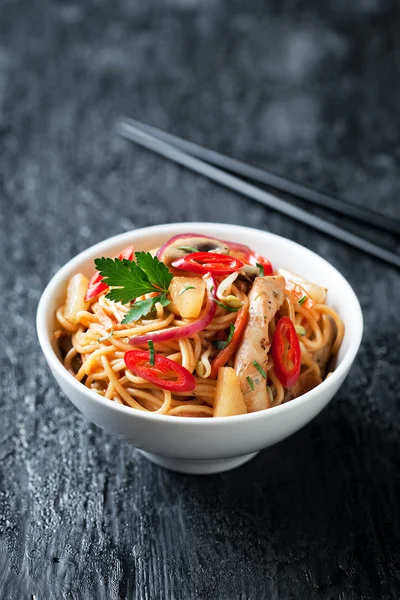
[169,277,205,319]
[214,367,247,417]
[63,273,90,325]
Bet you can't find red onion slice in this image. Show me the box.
[222,239,253,256]
[156,233,210,260]
[128,274,216,346]
[158,234,254,263]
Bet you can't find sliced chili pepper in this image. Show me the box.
[284,280,314,309]
[209,305,249,379]
[85,246,134,301]
[229,247,273,276]
[171,252,244,276]
[115,246,135,261]
[248,252,274,276]
[85,274,108,302]
[124,350,196,392]
[271,316,301,388]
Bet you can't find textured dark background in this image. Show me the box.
[1,0,400,598]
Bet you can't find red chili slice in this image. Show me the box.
[124,350,196,392]
[248,252,274,276]
[85,274,108,302]
[284,280,314,309]
[209,304,249,379]
[271,317,301,388]
[226,244,273,276]
[171,252,244,276]
[85,245,134,301]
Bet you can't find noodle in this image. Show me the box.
[268,368,285,407]
[196,345,212,378]
[55,242,344,417]
[313,304,345,355]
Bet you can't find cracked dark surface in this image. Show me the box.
[1,0,400,598]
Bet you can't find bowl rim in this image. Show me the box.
[36,222,363,425]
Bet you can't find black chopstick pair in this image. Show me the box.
[117,117,400,269]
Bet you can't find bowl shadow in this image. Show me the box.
[153,407,400,600]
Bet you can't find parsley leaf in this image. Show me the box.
[94,257,155,303]
[135,252,173,292]
[299,294,308,306]
[121,293,170,324]
[94,253,173,304]
[213,323,235,350]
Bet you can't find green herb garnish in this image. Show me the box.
[148,340,155,366]
[98,330,114,342]
[122,293,170,324]
[178,246,199,253]
[214,298,239,312]
[135,252,173,292]
[213,323,235,350]
[246,376,254,391]
[299,295,308,306]
[179,285,196,296]
[94,252,173,304]
[256,263,264,276]
[252,360,266,379]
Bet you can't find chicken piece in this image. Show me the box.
[234,276,285,412]
[312,316,336,377]
[285,370,322,402]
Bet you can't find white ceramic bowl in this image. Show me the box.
[37,223,363,474]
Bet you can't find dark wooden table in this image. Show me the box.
[1,1,400,598]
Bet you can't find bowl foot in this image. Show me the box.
[138,451,259,474]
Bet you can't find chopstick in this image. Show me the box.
[118,117,400,237]
[117,118,400,269]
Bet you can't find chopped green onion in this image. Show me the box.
[246,376,254,391]
[295,324,306,336]
[178,246,199,253]
[256,263,264,276]
[267,385,274,404]
[214,298,239,312]
[148,340,155,366]
[179,285,196,296]
[299,295,308,306]
[98,330,113,342]
[213,323,235,350]
[252,360,266,379]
